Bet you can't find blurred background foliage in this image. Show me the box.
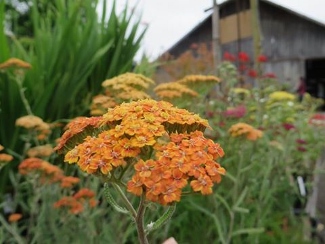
[0,0,153,194]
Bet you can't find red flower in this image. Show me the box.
[282,123,295,131]
[239,64,247,71]
[296,139,307,145]
[238,52,249,62]
[206,111,214,118]
[223,52,236,62]
[248,69,257,78]
[258,55,267,63]
[263,73,277,79]
[297,146,307,152]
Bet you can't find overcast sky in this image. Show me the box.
[105,0,325,60]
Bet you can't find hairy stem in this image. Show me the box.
[136,193,149,244]
[111,183,137,219]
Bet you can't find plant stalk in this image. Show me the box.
[136,194,149,244]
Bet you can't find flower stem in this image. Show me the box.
[136,194,149,244]
[111,183,137,219]
[13,74,34,116]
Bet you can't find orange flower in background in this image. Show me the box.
[73,188,96,200]
[0,58,31,70]
[54,188,97,214]
[15,115,52,140]
[53,197,84,214]
[228,123,263,141]
[15,115,49,130]
[60,176,80,188]
[19,157,64,183]
[27,144,54,158]
[8,213,22,223]
[56,99,226,205]
[0,153,14,164]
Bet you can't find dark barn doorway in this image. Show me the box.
[305,58,325,110]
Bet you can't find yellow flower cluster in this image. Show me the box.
[56,99,226,205]
[27,144,54,158]
[90,94,117,116]
[177,75,220,85]
[102,72,155,90]
[154,82,198,99]
[268,91,295,101]
[230,88,251,96]
[91,73,155,115]
[15,115,51,140]
[228,122,263,141]
[0,58,31,70]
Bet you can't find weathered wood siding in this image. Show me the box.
[259,1,325,84]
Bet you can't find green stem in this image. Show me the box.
[111,183,137,219]
[19,87,33,116]
[103,183,129,214]
[135,193,149,244]
[145,204,176,235]
[13,74,34,116]
[0,215,25,244]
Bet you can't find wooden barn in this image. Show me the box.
[161,0,325,100]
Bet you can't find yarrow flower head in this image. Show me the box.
[268,91,296,102]
[27,144,54,158]
[56,99,226,205]
[8,213,22,223]
[0,58,31,70]
[154,82,198,99]
[53,188,97,214]
[0,144,14,166]
[19,157,64,183]
[228,122,263,141]
[15,115,51,140]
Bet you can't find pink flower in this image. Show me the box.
[223,106,247,119]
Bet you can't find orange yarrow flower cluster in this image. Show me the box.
[60,176,80,188]
[0,144,13,165]
[128,131,225,205]
[154,82,198,99]
[15,115,51,140]
[55,99,226,205]
[27,144,54,158]
[0,58,31,70]
[228,123,263,141]
[100,73,154,103]
[53,188,97,214]
[8,213,23,223]
[19,157,63,183]
[90,94,117,116]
